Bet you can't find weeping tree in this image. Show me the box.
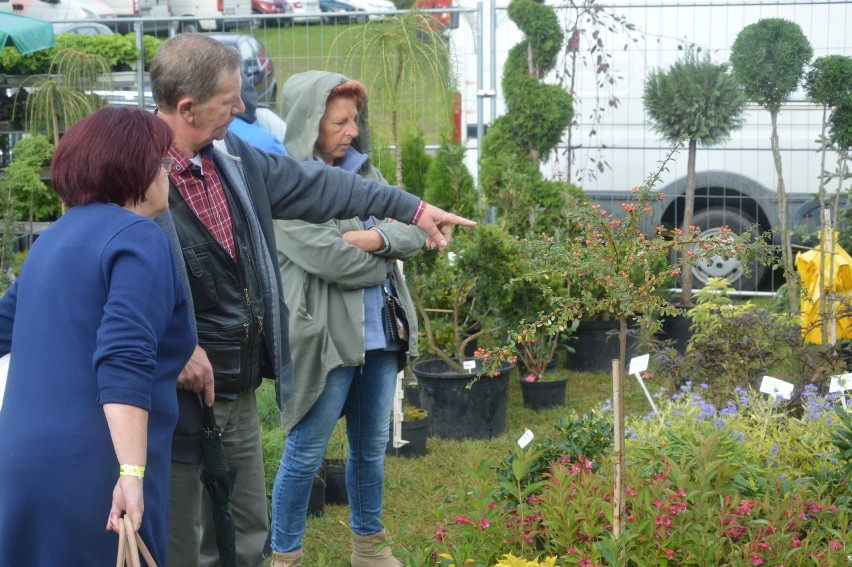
[644,49,747,306]
[21,48,112,145]
[479,0,573,237]
[340,12,454,186]
[730,18,813,313]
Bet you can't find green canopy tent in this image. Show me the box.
[0,12,55,54]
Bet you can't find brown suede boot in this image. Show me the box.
[271,548,304,567]
[350,529,401,567]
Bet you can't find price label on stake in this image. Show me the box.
[829,374,852,393]
[463,359,477,373]
[517,428,534,448]
[628,354,649,375]
[629,354,660,417]
[759,375,794,400]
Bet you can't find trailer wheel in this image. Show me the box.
[687,208,767,291]
[180,20,199,33]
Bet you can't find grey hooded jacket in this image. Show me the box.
[274,71,424,434]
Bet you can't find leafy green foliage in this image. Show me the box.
[399,129,432,196]
[405,223,525,369]
[730,18,813,114]
[831,96,852,151]
[831,405,852,478]
[0,135,56,281]
[805,55,852,109]
[649,278,839,404]
[496,414,612,505]
[423,137,476,218]
[0,33,164,75]
[644,49,746,147]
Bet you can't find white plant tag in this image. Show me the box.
[463,359,477,372]
[628,354,649,375]
[517,428,534,448]
[830,374,852,393]
[759,375,794,400]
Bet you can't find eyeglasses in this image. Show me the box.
[161,156,175,173]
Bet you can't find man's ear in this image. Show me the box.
[176,97,195,122]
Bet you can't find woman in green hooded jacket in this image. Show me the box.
[270,71,424,567]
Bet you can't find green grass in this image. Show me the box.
[257,366,663,565]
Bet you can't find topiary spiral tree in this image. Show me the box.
[480,0,573,237]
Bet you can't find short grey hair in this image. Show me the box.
[151,33,243,111]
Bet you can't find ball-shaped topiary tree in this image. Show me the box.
[730,18,813,312]
[644,49,747,305]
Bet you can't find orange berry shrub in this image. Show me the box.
[479,146,775,377]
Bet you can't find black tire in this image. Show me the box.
[180,20,199,33]
[685,207,767,292]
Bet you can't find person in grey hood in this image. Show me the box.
[269,71,423,567]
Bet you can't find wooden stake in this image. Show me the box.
[612,358,625,539]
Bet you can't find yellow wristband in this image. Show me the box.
[119,464,145,478]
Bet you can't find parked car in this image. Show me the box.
[289,0,321,24]
[0,0,116,20]
[52,21,115,35]
[205,33,277,104]
[252,0,293,26]
[340,0,394,20]
[319,0,366,24]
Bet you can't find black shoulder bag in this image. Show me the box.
[381,261,409,351]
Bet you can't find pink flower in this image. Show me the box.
[751,554,764,565]
[829,540,841,551]
[664,549,674,560]
[523,373,537,383]
[479,518,491,530]
[453,515,474,526]
[433,525,446,542]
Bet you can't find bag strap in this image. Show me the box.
[117,515,158,567]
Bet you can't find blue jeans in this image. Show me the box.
[271,349,399,553]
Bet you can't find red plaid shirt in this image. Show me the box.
[167,146,237,260]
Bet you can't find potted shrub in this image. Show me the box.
[386,401,430,458]
[406,223,522,440]
[515,323,578,411]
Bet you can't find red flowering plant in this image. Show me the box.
[477,146,774,378]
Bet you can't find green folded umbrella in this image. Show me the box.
[201,403,238,567]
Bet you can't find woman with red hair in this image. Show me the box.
[0,107,196,565]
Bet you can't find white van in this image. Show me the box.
[99,0,171,32]
[0,0,116,20]
[168,0,251,32]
